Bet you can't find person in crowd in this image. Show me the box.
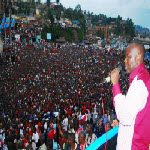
[111,118,119,128]
[47,139,53,150]
[39,135,47,150]
[111,43,150,150]
[61,131,70,150]
[85,124,97,145]
[77,131,88,150]
[98,118,119,150]
[94,119,105,138]
[68,133,76,150]
[73,118,83,144]
[62,114,68,131]
[26,135,36,150]
[26,144,33,150]
[105,122,111,132]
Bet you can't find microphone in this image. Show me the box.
[103,64,122,83]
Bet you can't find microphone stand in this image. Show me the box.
[101,84,107,150]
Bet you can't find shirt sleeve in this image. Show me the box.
[113,79,148,125]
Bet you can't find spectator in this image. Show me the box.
[85,124,97,145]
[77,131,88,150]
[68,133,76,150]
[26,135,36,150]
[39,135,47,150]
[94,119,105,138]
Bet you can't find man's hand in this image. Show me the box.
[111,68,120,85]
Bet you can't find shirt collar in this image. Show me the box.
[129,63,145,85]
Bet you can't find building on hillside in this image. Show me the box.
[72,20,80,28]
[86,27,96,39]
[86,20,92,27]
[95,26,109,39]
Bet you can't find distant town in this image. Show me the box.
[0,0,150,45]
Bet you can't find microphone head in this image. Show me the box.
[117,64,122,73]
[103,76,111,83]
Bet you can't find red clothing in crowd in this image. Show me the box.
[0,140,3,148]
[48,129,56,139]
[82,105,86,114]
[29,131,33,136]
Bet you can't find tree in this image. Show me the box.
[77,28,84,42]
[64,8,73,20]
[117,15,122,21]
[48,8,54,25]
[125,18,135,37]
[26,8,30,15]
[114,19,123,35]
[47,0,50,7]
[75,4,81,12]
[56,0,59,4]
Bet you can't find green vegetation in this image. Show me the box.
[77,28,84,42]
[63,4,86,32]
[41,26,84,42]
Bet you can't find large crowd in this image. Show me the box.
[0,39,149,150]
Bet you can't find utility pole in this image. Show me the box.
[9,9,12,45]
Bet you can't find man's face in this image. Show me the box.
[106,123,111,131]
[99,120,102,128]
[86,125,90,133]
[124,47,138,74]
[78,134,83,143]
[111,119,118,128]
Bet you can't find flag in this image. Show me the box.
[5,17,10,24]
[1,14,5,28]
[3,17,10,29]
[12,17,15,24]
[11,22,14,28]
[11,17,15,28]
[0,24,2,33]
[2,14,5,24]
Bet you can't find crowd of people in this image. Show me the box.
[0,39,149,150]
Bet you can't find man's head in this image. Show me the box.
[62,131,68,144]
[68,133,75,146]
[111,118,119,128]
[78,131,85,144]
[40,135,45,145]
[125,43,144,74]
[106,122,111,131]
[86,124,93,134]
[73,118,79,131]
[98,119,102,128]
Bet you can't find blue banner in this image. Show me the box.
[47,33,51,40]
[86,126,119,150]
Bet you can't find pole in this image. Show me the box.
[9,11,12,45]
[5,28,6,46]
[4,13,6,46]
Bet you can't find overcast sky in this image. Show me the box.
[41,0,150,29]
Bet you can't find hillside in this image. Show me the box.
[134,25,150,35]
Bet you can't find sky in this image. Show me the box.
[41,0,150,29]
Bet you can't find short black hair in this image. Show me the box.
[68,133,75,143]
[63,131,68,139]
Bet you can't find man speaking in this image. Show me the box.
[111,43,150,150]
